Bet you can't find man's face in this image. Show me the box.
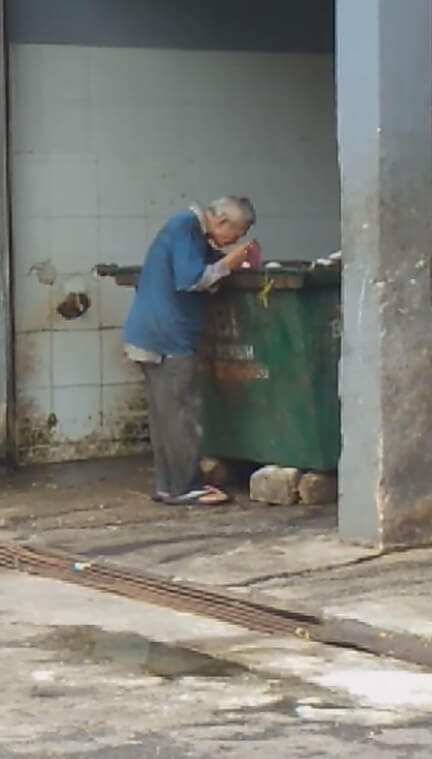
[207,214,248,248]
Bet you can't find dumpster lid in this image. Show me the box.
[226,259,340,291]
[93,257,341,290]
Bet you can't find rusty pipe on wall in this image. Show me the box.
[0,0,16,466]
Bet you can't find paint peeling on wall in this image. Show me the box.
[30,260,57,286]
[16,383,149,464]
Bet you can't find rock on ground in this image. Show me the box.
[250,466,301,506]
[200,458,235,487]
[299,472,338,505]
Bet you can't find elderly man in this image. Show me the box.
[123,196,256,506]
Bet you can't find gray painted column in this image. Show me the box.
[337,0,432,547]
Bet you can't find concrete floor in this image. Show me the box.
[1,455,432,758]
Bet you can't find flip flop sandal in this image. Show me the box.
[152,492,169,503]
[164,488,231,506]
[152,487,215,503]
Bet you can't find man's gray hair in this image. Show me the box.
[207,196,256,228]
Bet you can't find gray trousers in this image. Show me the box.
[142,356,203,497]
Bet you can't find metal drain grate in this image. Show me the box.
[0,543,317,636]
[1,542,432,669]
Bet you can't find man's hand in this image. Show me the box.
[223,241,253,271]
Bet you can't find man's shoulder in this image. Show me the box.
[144,210,204,270]
[166,209,200,234]
[146,210,197,258]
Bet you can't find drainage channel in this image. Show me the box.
[1,542,432,669]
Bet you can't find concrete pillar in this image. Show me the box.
[337,0,432,547]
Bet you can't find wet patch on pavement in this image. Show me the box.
[31,625,247,678]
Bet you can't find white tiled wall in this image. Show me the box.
[10,44,339,462]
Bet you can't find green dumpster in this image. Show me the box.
[199,263,341,471]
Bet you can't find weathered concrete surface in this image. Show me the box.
[0,457,375,591]
[248,545,432,608]
[337,0,432,547]
[1,458,432,755]
[2,457,431,621]
[1,572,432,758]
[325,596,432,638]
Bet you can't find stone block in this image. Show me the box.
[250,466,301,506]
[299,472,338,506]
[200,458,233,487]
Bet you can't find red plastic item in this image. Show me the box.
[244,239,261,269]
